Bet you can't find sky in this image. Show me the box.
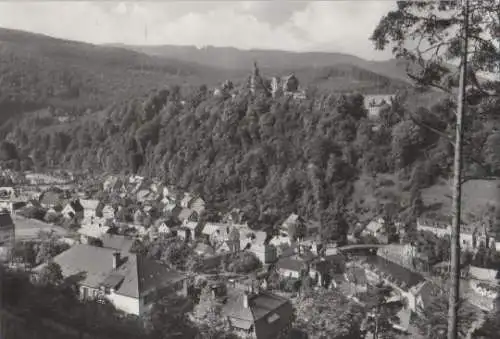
[0,1,399,61]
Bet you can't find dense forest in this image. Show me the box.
[0,28,237,125]
[0,28,498,241]
[4,72,499,240]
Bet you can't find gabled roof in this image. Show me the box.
[365,218,384,233]
[222,289,293,339]
[0,213,13,229]
[202,223,230,237]
[282,213,300,229]
[178,208,194,221]
[80,199,100,211]
[35,244,185,299]
[366,256,425,289]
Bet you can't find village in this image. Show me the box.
[0,168,498,339]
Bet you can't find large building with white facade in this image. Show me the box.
[34,244,185,315]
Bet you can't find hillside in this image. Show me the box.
[0,28,239,124]
[0,27,415,128]
[109,44,415,83]
[8,76,498,236]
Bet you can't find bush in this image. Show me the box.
[226,252,262,274]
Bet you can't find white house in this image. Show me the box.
[180,193,194,209]
[33,244,186,316]
[78,224,110,243]
[80,199,101,224]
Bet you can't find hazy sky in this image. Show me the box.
[0,1,398,60]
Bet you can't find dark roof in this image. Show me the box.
[35,244,185,299]
[101,234,135,253]
[276,257,305,272]
[366,256,425,288]
[0,213,13,229]
[68,200,84,213]
[222,289,293,339]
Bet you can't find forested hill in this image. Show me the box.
[109,44,414,83]
[0,28,239,125]
[7,78,498,237]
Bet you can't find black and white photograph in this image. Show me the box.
[0,1,499,338]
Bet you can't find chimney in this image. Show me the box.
[112,252,121,269]
[243,292,249,308]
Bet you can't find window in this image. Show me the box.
[82,287,89,299]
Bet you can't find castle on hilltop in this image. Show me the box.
[249,61,304,99]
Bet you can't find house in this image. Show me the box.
[362,217,390,244]
[33,244,186,316]
[156,220,174,235]
[344,267,368,294]
[221,288,294,339]
[190,197,206,215]
[275,257,307,279]
[237,227,276,264]
[101,234,135,253]
[62,200,84,220]
[202,223,232,247]
[177,208,197,223]
[162,185,178,200]
[363,255,426,306]
[223,208,247,224]
[183,220,200,241]
[78,224,110,243]
[103,176,123,192]
[281,213,305,238]
[180,193,195,209]
[80,199,100,223]
[177,226,193,242]
[96,203,115,220]
[0,212,14,262]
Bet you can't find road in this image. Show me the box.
[14,215,69,241]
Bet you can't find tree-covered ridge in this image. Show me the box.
[0,27,417,130]
[0,27,239,126]
[7,77,499,237]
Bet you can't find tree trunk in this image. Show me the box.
[448,1,469,339]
